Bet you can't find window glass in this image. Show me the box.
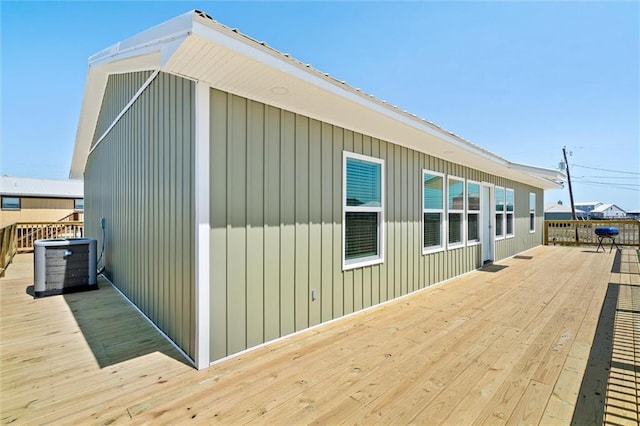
[345,212,378,260]
[495,214,504,236]
[468,213,479,241]
[467,182,480,211]
[495,187,505,212]
[529,192,536,232]
[74,198,84,211]
[423,173,443,210]
[1,197,20,210]
[424,212,441,248]
[448,179,464,210]
[449,212,463,244]
[506,189,514,212]
[346,157,381,207]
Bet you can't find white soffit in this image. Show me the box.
[72,10,564,188]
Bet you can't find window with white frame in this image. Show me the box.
[505,188,514,237]
[495,186,505,239]
[74,198,84,211]
[423,170,445,253]
[343,152,384,269]
[448,176,465,247]
[467,181,480,244]
[529,192,536,232]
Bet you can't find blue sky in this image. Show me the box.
[2,1,639,210]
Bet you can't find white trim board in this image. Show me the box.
[194,81,211,369]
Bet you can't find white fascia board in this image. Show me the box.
[507,162,565,188]
[191,18,509,168]
[89,30,190,68]
[90,10,195,65]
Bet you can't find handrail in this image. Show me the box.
[0,223,18,277]
[0,221,85,276]
[544,219,640,248]
[14,221,85,253]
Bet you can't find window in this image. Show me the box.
[423,170,445,253]
[467,181,480,244]
[495,186,505,239]
[448,176,465,248]
[505,188,514,237]
[1,197,20,210]
[343,152,384,269]
[74,198,84,211]
[529,192,536,232]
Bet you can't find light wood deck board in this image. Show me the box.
[1,246,638,425]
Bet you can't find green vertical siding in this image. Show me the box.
[208,88,548,362]
[91,71,154,147]
[85,71,196,359]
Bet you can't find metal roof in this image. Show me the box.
[0,176,83,198]
[592,203,626,213]
[544,204,586,214]
[71,10,565,189]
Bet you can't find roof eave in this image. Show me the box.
[71,10,564,191]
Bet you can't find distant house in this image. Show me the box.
[574,202,603,219]
[627,210,640,219]
[544,203,587,220]
[0,176,83,228]
[590,203,627,219]
[71,10,564,369]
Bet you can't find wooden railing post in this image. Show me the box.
[0,223,18,277]
[544,221,549,245]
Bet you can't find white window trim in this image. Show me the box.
[505,188,515,239]
[495,186,505,241]
[447,175,465,250]
[529,192,536,233]
[466,180,481,246]
[422,169,446,254]
[342,151,385,270]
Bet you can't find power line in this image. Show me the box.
[572,178,640,191]
[576,175,639,179]
[573,164,640,175]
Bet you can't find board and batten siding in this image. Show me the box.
[208,87,544,362]
[85,71,196,358]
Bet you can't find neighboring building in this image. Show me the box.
[70,10,564,369]
[590,203,627,219]
[574,202,603,219]
[627,210,640,219]
[0,176,84,228]
[544,203,587,220]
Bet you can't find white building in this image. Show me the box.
[590,203,627,219]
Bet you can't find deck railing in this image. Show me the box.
[0,223,18,277]
[15,222,85,253]
[0,221,85,277]
[544,219,640,248]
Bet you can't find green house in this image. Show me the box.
[71,10,564,369]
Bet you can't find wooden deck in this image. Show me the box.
[1,246,638,425]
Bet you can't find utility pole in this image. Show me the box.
[562,146,579,243]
